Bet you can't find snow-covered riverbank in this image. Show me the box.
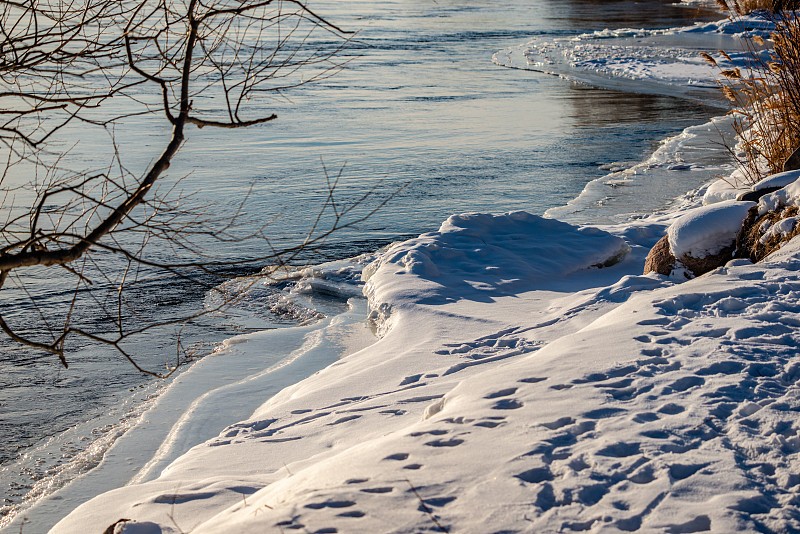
[33,6,800,534]
[54,186,800,532]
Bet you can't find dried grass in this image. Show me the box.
[715,9,800,184]
[736,205,800,260]
[719,0,800,15]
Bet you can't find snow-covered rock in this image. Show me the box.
[649,200,754,276]
[737,169,800,202]
[751,171,800,191]
[736,174,800,262]
[668,200,754,259]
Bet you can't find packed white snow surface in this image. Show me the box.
[50,200,800,533]
[667,199,755,258]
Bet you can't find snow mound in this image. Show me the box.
[759,175,800,215]
[667,200,755,258]
[703,172,749,204]
[363,212,629,330]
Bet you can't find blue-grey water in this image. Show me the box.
[0,0,726,530]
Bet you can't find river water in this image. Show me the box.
[0,0,729,531]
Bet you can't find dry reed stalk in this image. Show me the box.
[713,8,800,184]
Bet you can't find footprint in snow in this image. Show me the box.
[425,438,464,447]
[492,399,524,410]
[484,387,517,399]
[304,500,356,510]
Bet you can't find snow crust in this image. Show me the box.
[667,199,755,258]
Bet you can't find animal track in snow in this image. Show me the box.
[399,374,423,386]
[409,429,448,437]
[541,416,574,430]
[492,399,523,410]
[328,415,361,426]
[424,438,464,447]
[484,387,517,399]
[304,500,356,510]
[337,510,366,518]
[515,466,553,484]
[519,376,546,383]
[434,328,540,376]
[360,487,393,494]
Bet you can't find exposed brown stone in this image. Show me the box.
[644,233,737,278]
[103,519,132,534]
[643,235,676,276]
[677,244,736,277]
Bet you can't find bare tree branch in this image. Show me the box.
[0,0,391,374]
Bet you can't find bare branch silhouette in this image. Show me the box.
[0,0,393,375]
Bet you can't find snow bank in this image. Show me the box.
[667,199,755,258]
[44,11,800,534]
[363,212,629,333]
[51,204,800,533]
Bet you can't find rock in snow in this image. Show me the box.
[664,199,755,276]
[645,200,755,278]
[642,234,676,276]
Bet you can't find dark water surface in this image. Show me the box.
[0,0,725,530]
